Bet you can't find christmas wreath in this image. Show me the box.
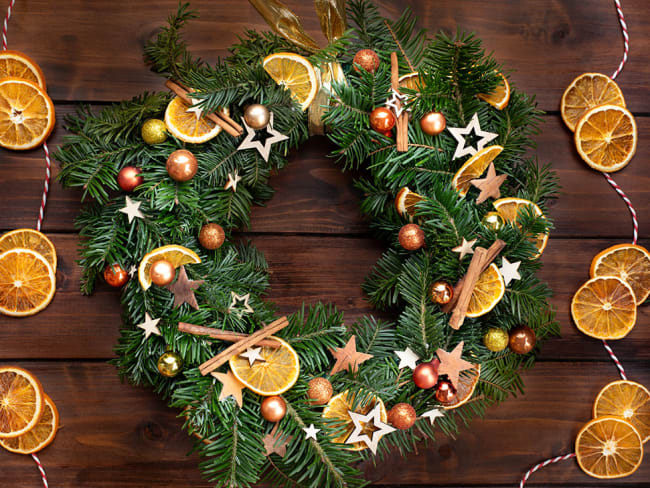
[55,1,559,486]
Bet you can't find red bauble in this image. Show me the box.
[398,223,425,251]
[117,166,144,192]
[435,379,457,403]
[369,107,396,132]
[353,49,380,73]
[388,403,417,430]
[420,112,446,136]
[413,361,439,389]
[103,264,129,288]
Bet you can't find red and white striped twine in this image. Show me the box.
[519,453,576,488]
[1,0,13,50]
[31,454,49,488]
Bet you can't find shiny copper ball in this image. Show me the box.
[377,128,393,138]
[167,149,198,182]
[261,396,286,422]
[353,49,380,73]
[483,328,509,352]
[117,166,144,192]
[307,377,333,405]
[199,223,225,250]
[435,379,457,403]
[413,361,439,389]
[398,223,425,251]
[141,118,167,145]
[369,107,396,132]
[157,351,183,377]
[481,211,505,232]
[244,104,270,130]
[509,325,537,354]
[430,281,453,305]
[103,264,129,288]
[150,259,175,286]
[388,403,417,430]
[420,111,446,136]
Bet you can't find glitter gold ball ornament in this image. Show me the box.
[261,395,286,422]
[353,49,380,73]
[509,325,537,354]
[429,280,453,305]
[420,111,446,136]
[103,264,128,288]
[150,259,175,286]
[307,377,333,405]
[387,403,416,430]
[483,327,509,352]
[166,149,198,182]
[413,360,439,389]
[435,379,457,403]
[369,107,396,132]
[117,166,144,192]
[244,103,270,130]
[481,211,505,232]
[398,223,425,251]
[141,118,167,145]
[199,223,225,250]
[157,351,183,377]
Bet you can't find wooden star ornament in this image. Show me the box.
[166,266,205,310]
[452,237,477,260]
[329,336,373,375]
[211,370,245,408]
[264,425,292,457]
[436,341,475,389]
[470,163,507,204]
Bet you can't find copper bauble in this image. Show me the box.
[483,327,509,352]
[141,118,167,145]
[244,103,271,130]
[413,361,439,389]
[103,264,129,288]
[398,223,425,251]
[307,377,333,405]
[509,325,537,354]
[117,166,144,192]
[353,49,380,73]
[167,149,198,182]
[481,211,505,232]
[157,351,183,377]
[378,128,393,138]
[261,396,286,422]
[199,223,225,250]
[369,107,396,132]
[150,259,175,286]
[435,379,457,403]
[420,111,446,136]
[430,281,453,305]
[388,403,416,430]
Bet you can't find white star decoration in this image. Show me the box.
[229,292,254,317]
[240,347,264,366]
[346,403,396,454]
[394,347,420,370]
[303,424,320,440]
[237,112,288,162]
[136,312,161,339]
[186,97,204,119]
[385,90,408,118]
[119,196,144,223]
[128,265,137,278]
[447,113,498,160]
[452,237,477,260]
[499,257,521,286]
[421,408,445,425]
[224,171,242,192]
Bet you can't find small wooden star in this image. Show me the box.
[447,113,498,160]
[240,347,264,366]
[211,370,245,408]
[128,265,137,278]
[237,112,288,162]
[499,256,521,286]
[224,171,242,192]
[136,312,161,339]
[385,89,408,118]
[329,336,373,376]
[229,292,254,317]
[470,163,507,204]
[452,237,477,260]
[303,424,320,440]
[186,97,204,120]
[263,425,292,457]
[421,408,445,425]
[166,265,205,310]
[436,341,475,389]
[394,347,420,370]
[119,196,144,223]
[346,403,396,454]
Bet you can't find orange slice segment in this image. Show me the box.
[0,77,55,150]
[574,104,637,173]
[452,145,503,197]
[137,244,201,290]
[441,364,481,410]
[395,187,425,217]
[466,263,505,318]
[0,248,56,317]
[594,380,650,444]
[0,394,59,454]
[263,53,318,111]
[477,72,510,110]
[0,366,44,439]
[575,416,643,479]
[0,229,57,272]
[561,73,625,132]
[590,243,650,305]
[229,336,299,396]
[571,276,637,340]
[398,72,424,92]
[0,50,46,89]
[494,197,549,257]
[164,96,228,144]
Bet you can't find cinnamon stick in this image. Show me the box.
[390,52,409,152]
[449,247,487,329]
[178,322,281,348]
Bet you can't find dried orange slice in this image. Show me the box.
[571,276,637,340]
[466,263,505,318]
[0,50,46,89]
[494,197,549,257]
[561,73,625,132]
[452,145,503,197]
[594,380,650,443]
[263,53,318,111]
[395,187,425,217]
[0,366,44,439]
[0,248,56,317]
[164,96,228,144]
[0,78,55,150]
[322,390,386,451]
[229,336,299,396]
[0,229,57,271]
[575,416,643,479]
[574,104,637,173]
[0,394,59,454]
[478,72,510,110]
[138,244,201,290]
[398,72,424,92]
[441,364,481,410]
[590,243,650,305]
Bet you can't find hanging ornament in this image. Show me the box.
[103,263,129,288]
[369,107,396,132]
[117,166,144,192]
[261,396,287,422]
[388,403,416,430]
[199,223,225,250]
[447,112,498,159]
[420,111,446,136]
[398,223,425,251]
[412,360,439,389]
[483,327,509,352]
[141,118,167,145]
[429,280,453,305]
[481,211,505,232]
[307,377,333,405]
[509,325,537,354]
[243,103,270,130]
[157,351,183,377]
[435,379,457,403]
[149,259,175,287]
[167,149,198,182]
[353,49,380,73]
[237,112,288,162]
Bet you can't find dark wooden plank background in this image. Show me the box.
[1,1,648,486]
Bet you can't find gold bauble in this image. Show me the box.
[260,396,286,422]
[150,259,175,286]
[420,111,446,136]
[482,211,505,232]
[398,223,425,251]
[429,281,453,305]
[167,149,198,182]
[244,104,270,130]
[199,223,226,250]
[141,118,167,145]
[387,403,416,430]
[307,377,333,405]
[157,351,183,377]
[482,328,509,352]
